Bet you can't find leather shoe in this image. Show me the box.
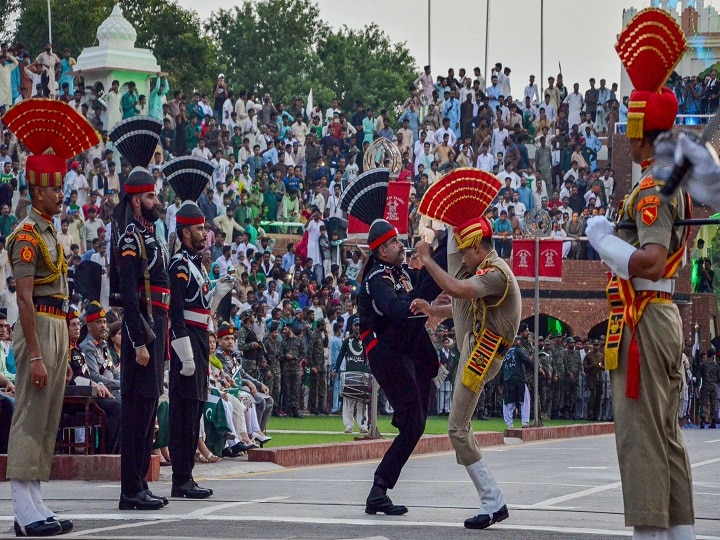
[119,491,164,510]
[13,520,61,537]
[145,490,168,506]
[171,480,213,499]
[45,517,73,534]
[464,504,509,529]
[222,442,250,457]
[365,478,408,516]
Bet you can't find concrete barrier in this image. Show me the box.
[0,454,160,482]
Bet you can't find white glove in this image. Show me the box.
[585,216,636,280]
[172,336,195,376]
[585,216,615,250]
[209,275,234,316]
[676,132,720,209]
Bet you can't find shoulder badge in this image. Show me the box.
[22,223,34,232]
[637,196,659,226]
[476,267,495,276]
[638,177,655,190]
[20,245,34,263]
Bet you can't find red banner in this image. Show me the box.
[347,180,411,242]
[512,239,563,282]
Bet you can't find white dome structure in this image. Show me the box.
[95,2,138,48]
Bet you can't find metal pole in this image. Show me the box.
[369,374,380,438]
[427,0,431,66]
[47,0,52,44]
[540,0,544,101]
[533,233,541,426]
[484,0,490,89]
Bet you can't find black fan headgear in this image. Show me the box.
[109,116,162,196]
[215,290,234,338]
[163,156,214,227]
[339,168,390,225]
[73,261,103,304]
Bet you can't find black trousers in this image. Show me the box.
[97,397,122,454]
[120,393,159,496]
[169,397,202,487]
[368,342,432,489]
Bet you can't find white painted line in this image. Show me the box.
[692,457,720,468]
[531,481,622,507]
[704,438,720,443]
[186,496,288,517]
[567,466,609,470]
[65,519,182,536]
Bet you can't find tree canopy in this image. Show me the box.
[2,0,417,112]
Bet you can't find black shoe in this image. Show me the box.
[222,442,249,458]
[365,476,408,516]
[119,491,164,510]
[171,480,213,499]
[145,490,168,506]
[464,505,509,529]
[700,423,706,429]
[711,423,718,429]
[44,517,73,535]
[291,408,303,418]
[479,415,490,421]
[14,520,62,537]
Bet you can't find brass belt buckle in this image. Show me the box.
[62,299,69,313]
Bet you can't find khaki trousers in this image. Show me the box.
[611,302,694,528]
[7,314,68,481]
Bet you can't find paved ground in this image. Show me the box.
[0,430,718,539]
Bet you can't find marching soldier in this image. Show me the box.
[165,156,216,499]
[585,9,695,537]
[281,323,305,418]
[263,321,283,415]
[583,340,605,421]
[110,117,170,511]
[5,100,100,537]
[411,168,522,530]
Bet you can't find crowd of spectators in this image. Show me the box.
[0,38,716,458]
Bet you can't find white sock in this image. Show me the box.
[29,481,55,519]
[465,459,506,515]
[11,480,46,526]
[667,525,695,540]
[633,526,669,540]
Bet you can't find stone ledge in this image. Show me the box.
[248,432,504,467]
[0,454,160,482]
[505,422,615,442]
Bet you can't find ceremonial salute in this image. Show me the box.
[164,156,216,499]
[109,117,170,511]
[410,168,521,530]
[586,10,694,538]
[4,100,100,537]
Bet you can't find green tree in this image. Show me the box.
[209,0,417,114]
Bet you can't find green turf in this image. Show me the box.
[263,414,591,447]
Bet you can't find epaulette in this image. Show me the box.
[22,223,34,232]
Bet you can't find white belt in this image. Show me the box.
[631,277,674,294]
[183,309,211,327]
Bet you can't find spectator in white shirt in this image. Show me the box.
[475,144,495,172]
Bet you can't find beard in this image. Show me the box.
[7,286,15,293]
[141,203,160,222]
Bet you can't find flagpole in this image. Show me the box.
[533,234,541,427]
[47,0,52,43]
[427,0,431,66]
[484,0,490,89]
[540,0,544,100]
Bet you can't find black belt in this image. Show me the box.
[33,296,69,316]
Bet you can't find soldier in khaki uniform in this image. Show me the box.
[4,100,101,537]
[586,9,694,538]
[563,338,582,419]
[412,170,521,530]
[583,340,605,421]
[537,340,553,420]
[549,334,566,419]
[262,322,283,413]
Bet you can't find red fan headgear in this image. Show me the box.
[3,99,101,187]
[418,168,502,250]
[615,8,687,138]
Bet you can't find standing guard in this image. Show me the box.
[109,117,170,511]
[164,156,216,499]
[4,99,100,537]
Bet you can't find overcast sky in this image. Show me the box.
[175,0,710,95]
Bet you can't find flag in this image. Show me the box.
[306,88,313,120]
[512,239,563,282]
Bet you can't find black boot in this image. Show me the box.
[365,475,408,515]
[291,407,303,418]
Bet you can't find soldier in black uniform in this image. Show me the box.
[110,117,170,511]
[358,219,441,516]
[164,156,216,499]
